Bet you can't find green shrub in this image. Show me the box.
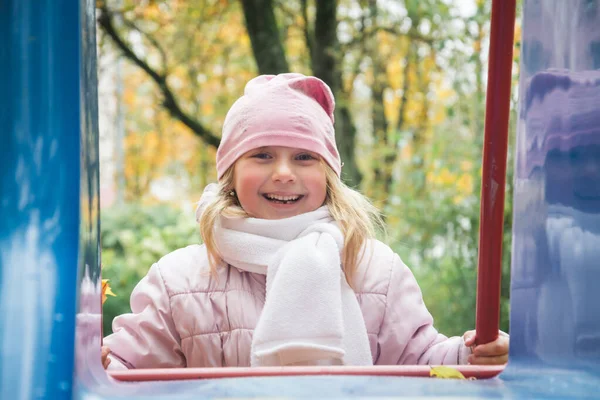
[101,203,199,335]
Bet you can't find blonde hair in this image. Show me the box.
[199,163,385,288]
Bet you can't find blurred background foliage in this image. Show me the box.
[98,0,521,337]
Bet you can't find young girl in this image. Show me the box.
[102,73,508,370]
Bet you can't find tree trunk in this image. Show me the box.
[240,0,289,74]
[333,104,361,185]
[312,0,362,186]
[409,52,430,195]
[367,0,391,204]
[387,43,414,195]
[312,0,337,87]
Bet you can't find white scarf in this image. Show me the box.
[196,184,373,366]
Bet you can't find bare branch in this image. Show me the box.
[396,43,414,132]
[378,26,435,45]
[97,5,220,148]
[118,16,169,73]
[275,0,296,20]
[341,24,435,53]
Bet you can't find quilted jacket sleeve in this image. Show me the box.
[376,253,471,365]
[104,262,186,369]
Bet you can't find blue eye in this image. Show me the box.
[296,153,316,161]
[252,153,272,159]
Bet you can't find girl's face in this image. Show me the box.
[233,146,327,219]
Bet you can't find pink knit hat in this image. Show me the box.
[216,73,341,179]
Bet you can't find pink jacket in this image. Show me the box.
[104,239,470,369]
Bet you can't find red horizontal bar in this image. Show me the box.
[109,365,504,382]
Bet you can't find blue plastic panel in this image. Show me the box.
[509,0,600,373]
[0,1,81,399]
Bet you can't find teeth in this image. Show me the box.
[265,194,300,201]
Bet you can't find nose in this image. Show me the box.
[272,159,296,183]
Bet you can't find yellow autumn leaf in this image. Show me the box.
[430,366,466,379]
[456,174,474,195]
[438,168,456,186]
[102,279,116,305]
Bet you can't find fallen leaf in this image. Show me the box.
[102,279,116,305]
[430,366,466,379]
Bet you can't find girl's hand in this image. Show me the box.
[463,330,509,365]
[101,346,111,369]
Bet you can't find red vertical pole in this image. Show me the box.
[475,0,516,345]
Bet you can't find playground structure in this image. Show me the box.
[1,0,600,398]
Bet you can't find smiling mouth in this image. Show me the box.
[263,194,304,204]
